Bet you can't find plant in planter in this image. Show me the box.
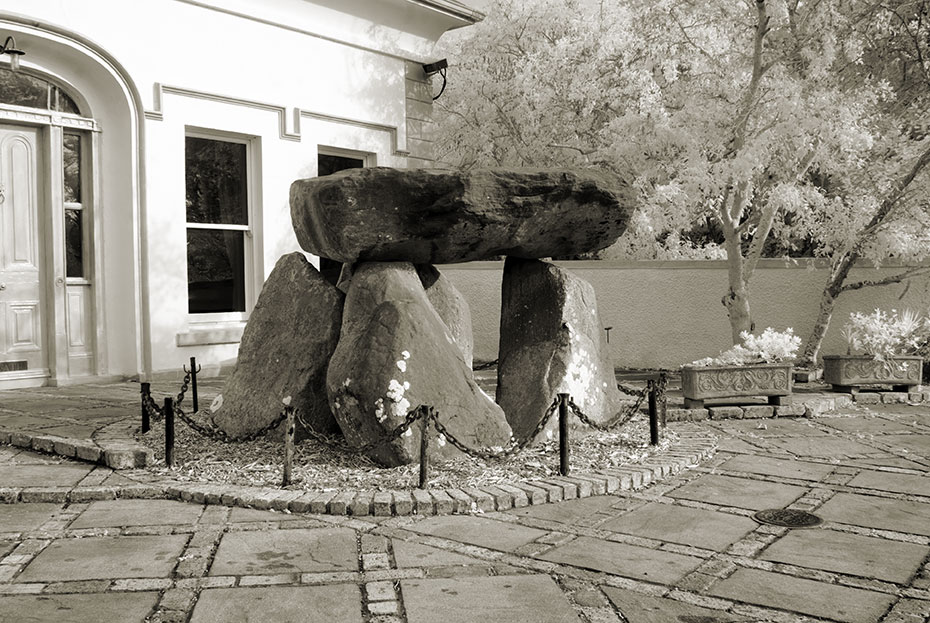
[681,328,800,409]
[823,308,926,393]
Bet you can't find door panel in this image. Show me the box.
[0,125,46,374]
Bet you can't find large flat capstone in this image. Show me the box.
[214,253,344,439]
[326,262,511,466]
[290,167,633,264]
[497,258,624,439]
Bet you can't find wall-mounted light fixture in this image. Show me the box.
[422,58,448,101]
[0,36,24,71]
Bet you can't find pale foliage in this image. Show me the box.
[841,308,927,360]
[688,327,801,367]
[436,0,930,341]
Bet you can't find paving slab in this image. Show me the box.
[0,541,14,558]
[409,515,548,552]
[31,424,100,438]
[600,502,758,551]
[0,414,64,430]
[846,470,930,497]
[403,574,580,623]
[17,534,187,581]
[0,592,160,623]
[0,503,64,533]
[817,492,930,536]
[538,536,703,584]
[602,586,748,622]
[717,454,835,481]
[392,540,484,568]
[506,494,624,525]
[715,438,766,454]
[767,436,886,458]
[227,507,307,522]
[210,527,358,575]
[876,434,930,457]
[717,418,830,437]
[0,462,94,488]
[819,416,917,435]
[70,499,205,528]
[846,457,930,471]
[667,474,807,511]
[190,584,362,623]
[710,568,896,623]
[760,527,929,583]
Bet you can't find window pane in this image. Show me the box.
[65,209,83,278]
[0,67,49,109]
[52,86,80,115]
[63,134,81,203]
[186,137,248,225]
[187,229,245,313]
[318,153,364,176]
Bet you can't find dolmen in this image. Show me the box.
[214,167,634,466]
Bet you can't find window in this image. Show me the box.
[0,67,80,114]
[63,133,84,279]
[317,150,366,286]
[185,135,252,315]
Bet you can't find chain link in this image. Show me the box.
[293,403,431,456]
[570,384,649,432]
[175,371,191,408]
[472,359,499,372]
[431,396,560,461]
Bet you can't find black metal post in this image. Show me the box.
[558,393,570,476]
[658,372,668,428]
[189,356,199,413]
[282,406,295,487]
[140,382,150,434]
[165,397,175,468]
[418,407,431,489]
[648,381,660,446]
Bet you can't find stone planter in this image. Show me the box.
[822,355,922,393]
[680,363,793,409]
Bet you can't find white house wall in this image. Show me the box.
[1,0,450,380]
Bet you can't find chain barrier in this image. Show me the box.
[472,359,499,372]
[175,370,192,409]
[294,403,432,455]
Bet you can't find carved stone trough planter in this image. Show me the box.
[822,355,922,393]
[680,363,793,409]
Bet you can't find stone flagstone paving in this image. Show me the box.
[1,384,930,622]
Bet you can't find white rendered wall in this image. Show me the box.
[1,0,441,377]
[441,260,930,369]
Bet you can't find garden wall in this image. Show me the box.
[439,259,930,369]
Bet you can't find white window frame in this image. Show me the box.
[184,130,259,324]
[317,145,377,172]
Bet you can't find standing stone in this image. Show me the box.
[213,253,343,439]
[497,257,623,440]
[327,262,511,466]
[290,167,633,264]
[416,264,474,368]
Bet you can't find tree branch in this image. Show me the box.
[839,266,930,293]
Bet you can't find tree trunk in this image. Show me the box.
[800,255,854,369]
[723,285,753,344]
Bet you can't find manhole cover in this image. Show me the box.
[752,508,823,528]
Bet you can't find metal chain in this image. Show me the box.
[431,396,560,461]
[569,384,649,431]
[175,371,192,408]
[142,392,164,421]
[472,359,499,372]
[293,403,431,456]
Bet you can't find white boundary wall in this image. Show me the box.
[440,259,930,369]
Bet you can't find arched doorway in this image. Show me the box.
[0,65,99,387]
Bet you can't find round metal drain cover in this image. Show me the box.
[752,509,823,528]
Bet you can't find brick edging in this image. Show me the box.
[0,427,153,469]
[0,430,717,515]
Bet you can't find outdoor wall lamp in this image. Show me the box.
[422,58,448,100]
[0,36,24,71]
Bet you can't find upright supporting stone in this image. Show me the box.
[497,258,624,440]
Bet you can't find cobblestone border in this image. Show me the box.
[666,389,930,422]
[0,427,154,470]
[0,428,717,516]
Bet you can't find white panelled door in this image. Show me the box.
[0,124,46,376]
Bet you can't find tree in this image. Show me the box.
[436,0,930,345]
[797,0,930,367]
